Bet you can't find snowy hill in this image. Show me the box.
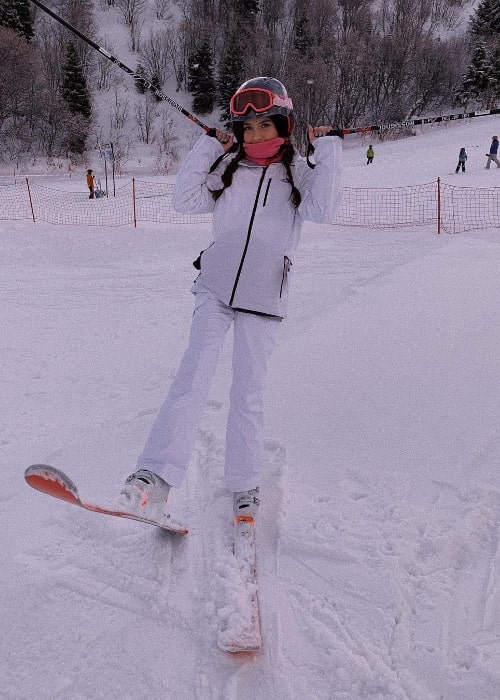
[2,114,500,699]
[0,0,480,177]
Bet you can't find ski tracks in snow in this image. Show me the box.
[16,497,193,699]
[14,410,500,698]
[276,468,500,699]
[186,412,291,700]
[13,398,290,700]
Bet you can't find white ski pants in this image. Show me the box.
[136,292,281,491]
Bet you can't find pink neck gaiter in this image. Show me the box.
[243,137,286,165]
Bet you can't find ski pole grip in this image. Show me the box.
[326,129,345,139]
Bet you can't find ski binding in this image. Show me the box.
[24,464,188,534]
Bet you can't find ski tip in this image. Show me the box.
[24,464,81,505]
[160,517,188,535]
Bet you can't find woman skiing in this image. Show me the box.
[119,77,343,522]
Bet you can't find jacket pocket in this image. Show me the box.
[280,256,292,298]
[193,241,214,269]
[263,178,272,207]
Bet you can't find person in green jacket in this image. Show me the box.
[366,144,374,165]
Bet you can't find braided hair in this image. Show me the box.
[211,115,301,208]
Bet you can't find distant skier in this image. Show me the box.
[485,135,500,169]
[117,77,343,524]
[455,147,467,173]
[86,169,95,198]
[366,144,374,164]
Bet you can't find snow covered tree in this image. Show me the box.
[140,27,176,89]
[150,74,163,102]
[0,0,33,41]
[116,0,145,51]
[14,0,33,41]
[134,63,147,94]
[458,41,490,100]
[187,40,216,115]
[462,0,500,106]
[135,92,159,144]
[470,0,500,41]
[62,41,92,120]
[485,42,500,105]
[458,0,500,109]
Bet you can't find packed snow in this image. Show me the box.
[2,115,500,699]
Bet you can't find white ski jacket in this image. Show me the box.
[173,134,342,318]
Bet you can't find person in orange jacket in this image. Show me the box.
[86,169,95,199]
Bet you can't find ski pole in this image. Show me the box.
[29,0,216,137]
[340,107,500,135]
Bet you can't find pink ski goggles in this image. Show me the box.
[230,88,293,117]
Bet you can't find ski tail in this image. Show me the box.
[218,515,261,653]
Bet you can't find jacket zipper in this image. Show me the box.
[229,167,268,306]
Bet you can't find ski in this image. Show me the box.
[218,516,262,653]
[24,464,188,534]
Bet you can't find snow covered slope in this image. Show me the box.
[2,115,500,699]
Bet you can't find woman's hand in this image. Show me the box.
[215,129,234,152]
[308,125,344,143]
[308,125,332,144]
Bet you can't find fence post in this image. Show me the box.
[132,177,137,228]
[437,177,441,235]
[26,177,35,222]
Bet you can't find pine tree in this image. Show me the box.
[187,40,216,115]
[61,41,91,153]
[217,34,244,123]
[487,43,500,102]
[457,40,490,105]
[150,74,163,102]
[14,0,33,41]
[0,0,34,41]
[462,0,500,107]
[134,63,147,94]
[470,0,500,40]
[0,0,22,36]
[61,41,92,120]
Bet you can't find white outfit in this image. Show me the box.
[137,134,342,491]
[174,135,343,318]
[137,291,280,491]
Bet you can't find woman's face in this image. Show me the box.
[243,116,279,143]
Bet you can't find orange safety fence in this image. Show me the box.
[1,177,499,234]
